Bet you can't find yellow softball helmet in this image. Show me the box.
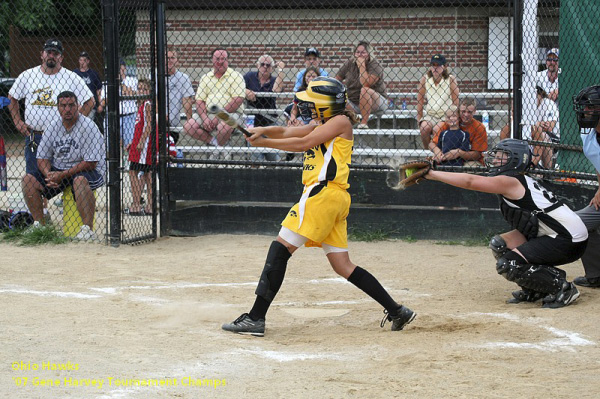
[295,77,347,123]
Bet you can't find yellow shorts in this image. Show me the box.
[281,183,350,248]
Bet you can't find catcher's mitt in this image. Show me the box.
[386,159,433,190]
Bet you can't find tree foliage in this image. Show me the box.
[0,0,101,74]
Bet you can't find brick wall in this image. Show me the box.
[134,7,508,104]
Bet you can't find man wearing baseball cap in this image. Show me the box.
[293,47,329,92]
[8,38,94,177]
[536,48,559,103]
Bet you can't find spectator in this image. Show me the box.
[21,91,105,240]
[73,51,103,130]
[536,48,559,103]
[183,48,245,146]
[126,79,175,216]
[287,66,321,126]
[429,106,471,166]
[244,54,285,162]
[118,58,138,149]
[432,97,487,165]
[244,54,285,127]
[531,85,559,168]
[165,48,194,144]
[416,54,460,148]
[293,47,328,92]
[335,41,388,129]
[8,38,94,176]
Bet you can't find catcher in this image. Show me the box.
[221,77,415,336]
[400,139,588,308]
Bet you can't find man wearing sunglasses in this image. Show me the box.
[536,48,559,103]
[244,54,285,128]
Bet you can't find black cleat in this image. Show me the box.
[222,313,265,337]
[381,305,416,331]
[573,275,600,288]
[506,289,545,304]
[542,282,580,309]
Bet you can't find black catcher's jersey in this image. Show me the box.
[501,175,587,243]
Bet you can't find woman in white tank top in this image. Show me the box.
[416,54,460,150]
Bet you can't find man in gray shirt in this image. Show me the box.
[166,48,194,143]
[22,91,105,240]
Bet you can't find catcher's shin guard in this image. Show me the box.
[496,252,566,295]
[489,235,509,260]
[255,241,292,302]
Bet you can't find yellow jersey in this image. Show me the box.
[301,136,353,190]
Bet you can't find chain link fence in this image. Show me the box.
[1,0,599,243]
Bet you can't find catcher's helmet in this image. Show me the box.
[573,85,600,129]
[485,139,533,176]
[295,77,347,123]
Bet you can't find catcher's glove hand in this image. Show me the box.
[386,159,433,190]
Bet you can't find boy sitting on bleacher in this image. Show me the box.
[429,106,471,166]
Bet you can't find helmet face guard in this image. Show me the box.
[485,139,532,176]
[294,77,347,123]
[573,85,600,130]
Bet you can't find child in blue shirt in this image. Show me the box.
[433,106,471,166]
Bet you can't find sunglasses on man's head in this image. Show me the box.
[260,63,272,68]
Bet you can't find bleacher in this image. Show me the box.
[172,91,510,165]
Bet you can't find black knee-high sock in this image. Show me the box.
[348,266,399,313]
[249,241,291,321]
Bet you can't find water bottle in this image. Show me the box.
[482,111,490,131]
[245,115,255,129]
[388,98,395,109]
[176,148,184,168]
[401,99,407,110]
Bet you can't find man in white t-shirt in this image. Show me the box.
[8,38,94,175]
[536,48,559,103]
[166,48,194,144]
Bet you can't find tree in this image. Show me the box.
[0,0,101,74]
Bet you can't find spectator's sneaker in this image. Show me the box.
[573,275,600,288]
[356,123,369,129]
[222,313,265,337]
[542,282,580,309]
[380,305,416,331]
[75,225,98,241]
[506,289,545,304]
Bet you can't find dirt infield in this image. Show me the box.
[2,235,599,398]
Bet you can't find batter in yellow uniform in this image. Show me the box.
[222,77,416,337]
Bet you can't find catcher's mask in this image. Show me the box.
[485,139,533,176]
[573,85,600,129]
[295,77,347,123]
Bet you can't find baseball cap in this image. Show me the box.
[430,54,446,65]
[547,48,559,58]
[43,38,63,54]
[305,47,320,58]
[80,51,90,59]
[119,58,126,66]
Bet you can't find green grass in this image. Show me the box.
[349,228,417,243]
[434,233,494,247]
[0,224,69,246]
